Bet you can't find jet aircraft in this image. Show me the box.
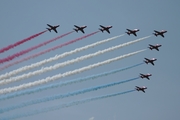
[125,29,140,36]
[144,58,157,66]
[153,30,167,37]
[46,24,60,33]
[73,25,87,34]
[148,44,162,51]
[135,86,147,93]
[140,73,152,80]
[99,25,112,34]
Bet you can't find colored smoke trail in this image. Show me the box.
[0,31,74,64]
[0,30,47,54]
[0,36,149,85]
[0,31,99,68]
[0,77,139,113]
[0,49,146,94]
[0,34,124,78]
[0,90,135,120]
[0,63,143,101]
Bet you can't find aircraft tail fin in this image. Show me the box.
[74,28,78,32]
[46,28,51,32]
[99,28,104,32]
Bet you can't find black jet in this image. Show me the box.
[135,86,147,93]
[148,44,162,51]
[99,25,112,34]
[46,24,60,33]
[153,30,167,37]
[125,29,140,36]
[144,58,157,66]
[140,73,152,80]
[73,25,87,34]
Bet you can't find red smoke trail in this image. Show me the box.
[0,31,99,69]
[0,31,74,64]
[0,30,47,54]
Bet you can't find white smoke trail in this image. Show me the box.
[0,49,146,94]
[0,34,124,80]
[0,36,150,85]
[0,62,143,101]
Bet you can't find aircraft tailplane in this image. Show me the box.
[126,32,130,35]
[144,60,148,64]
[148,47,152,50]
[99,28,104,32]
[46,28,51,32]
[74,28,78,32]
[153,33,157,36]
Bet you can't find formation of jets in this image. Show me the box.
[46,24,167,38]
[46,24,166,94]
[135,31,166,93]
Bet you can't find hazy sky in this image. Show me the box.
[0,0,180,120]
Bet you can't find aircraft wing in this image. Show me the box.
[53,29,58,33]
[144,58,149,61]
[161,34,164,37]
[149,44,153,47]
[154,30,160,33]
[142,90,145,93]
[80,29,85,33]
[151,62,154,66]
[74,25,80,29]
[47,24,52,27]
[126,29,131,32]
[106,29,110,34]
[133,33,137,36]
[100,25,106,29]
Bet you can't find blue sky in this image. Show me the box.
[0,0,180,120]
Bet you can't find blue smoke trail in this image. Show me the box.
[0,90,135,120]
[0,77,139,114]
[0,63,144,101]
